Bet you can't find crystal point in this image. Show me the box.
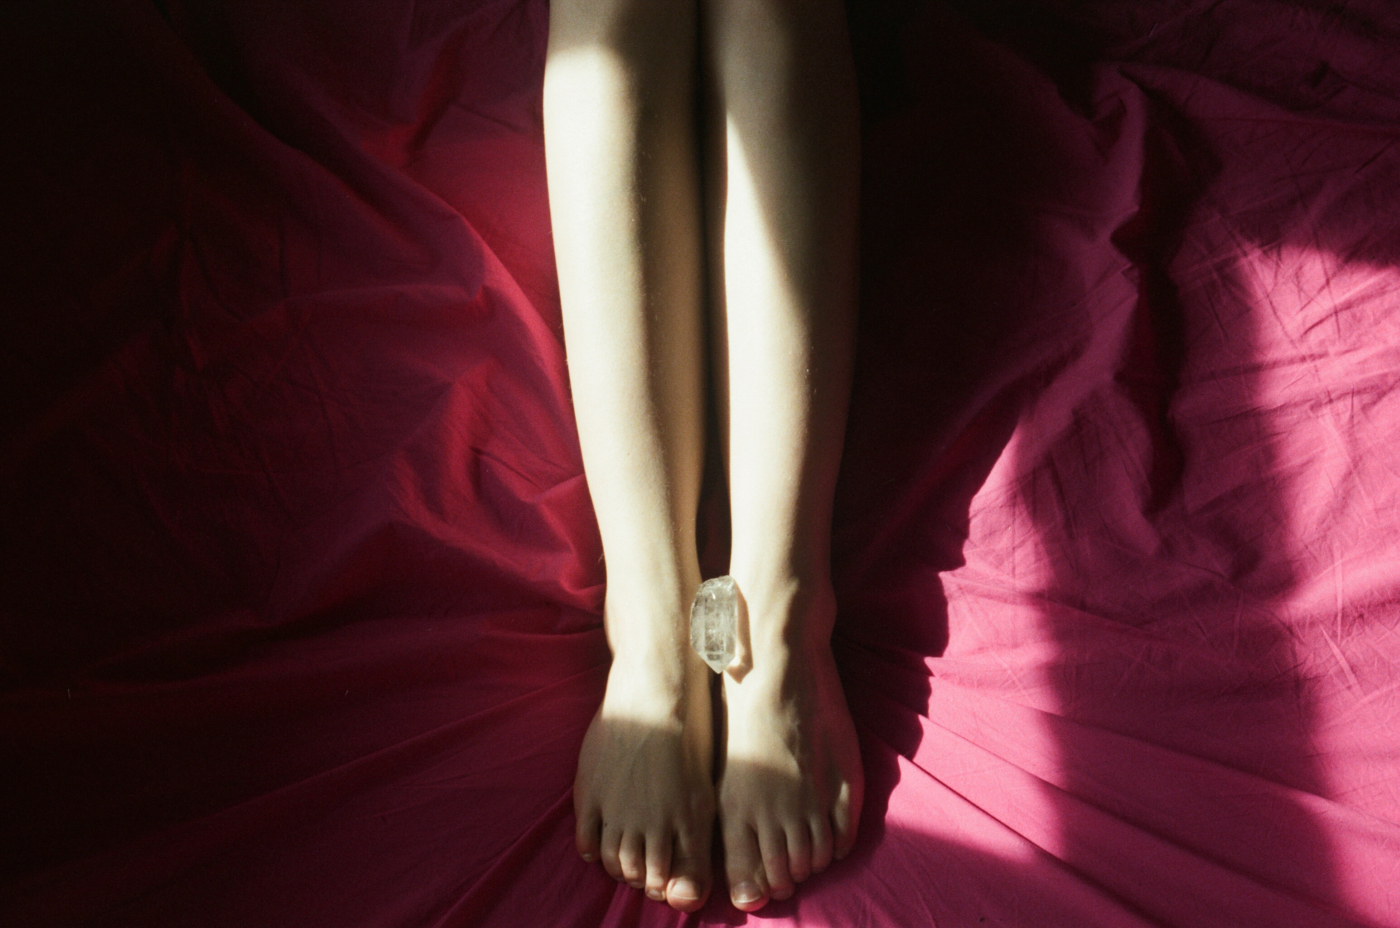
[690,575,737,673]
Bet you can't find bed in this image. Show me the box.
[3,1,1399,925]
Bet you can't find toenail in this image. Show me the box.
[646,888,665,901]
[581,853,597,863]
[670,878,701,902]
[733,881,762,905]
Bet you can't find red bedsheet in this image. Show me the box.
[4,1,1400,925]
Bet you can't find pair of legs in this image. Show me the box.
[544,0,862,912]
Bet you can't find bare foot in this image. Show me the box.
[574,596,716,912]
[717,582,863,911]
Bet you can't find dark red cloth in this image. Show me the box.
[3,1,1399,925]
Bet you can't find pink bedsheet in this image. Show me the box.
[4,1,1400,925]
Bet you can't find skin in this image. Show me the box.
[543,0,863,912]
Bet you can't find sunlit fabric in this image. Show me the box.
[3,1,1399,926]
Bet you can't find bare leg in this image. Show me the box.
[543,1,714,912]
[702,0,864,911]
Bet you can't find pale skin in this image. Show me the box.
[543,0,862,913]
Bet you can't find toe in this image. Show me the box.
[599,824,625,881]
[759,824,795,901]
[832,780,861,860]
[619,831,647,888]
[665,826,711,912]
[724,821,769,911]
[575,806,602,864]
[785,822,813,884]
[809,813,834,874]
[643,829,672,902]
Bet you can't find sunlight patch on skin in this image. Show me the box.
[724,117,796,324]
[542,48,637,231]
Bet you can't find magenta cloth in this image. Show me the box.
[3,1,1400,926]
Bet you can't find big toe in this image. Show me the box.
[665,829,710,912]
[723,822,769,912]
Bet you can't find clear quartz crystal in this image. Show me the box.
[690,575,737,673]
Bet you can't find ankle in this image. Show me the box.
[603,568,702,645]
[723,575,836,674]
[602,646,709,719]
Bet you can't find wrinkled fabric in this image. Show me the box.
[3,1,1399,926]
